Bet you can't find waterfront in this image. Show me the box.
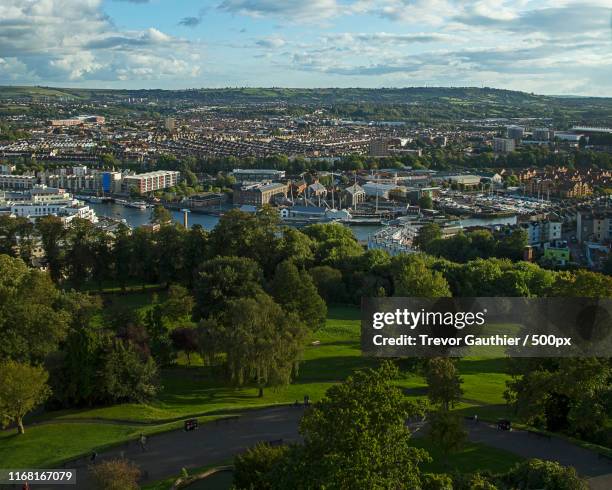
[90,202,517,242]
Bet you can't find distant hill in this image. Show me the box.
[1,85,611,125]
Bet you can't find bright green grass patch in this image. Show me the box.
[0,423,139,468]
[413,438,523,475]
[0,415,224,468]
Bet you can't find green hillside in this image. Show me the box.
[1,85,611,124]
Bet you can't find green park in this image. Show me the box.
[1,210,611,489]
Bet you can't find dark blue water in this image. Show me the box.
[90,203,517,243]
[91,202,220,230]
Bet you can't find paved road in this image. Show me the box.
[27,406,612,489]
[465,420,612,490]
[50,406,303,489]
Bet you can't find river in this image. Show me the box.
[89,202,517,243]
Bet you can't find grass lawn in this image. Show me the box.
[0,423,139,468]
[414,438,523,475]
[0,415,224,468]
[4,303,515,471]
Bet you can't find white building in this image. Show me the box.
[8,186,98,223]
[362,182,402,200]
[519,220,562,246]
[368,225,418,256]
[554,132,583,142]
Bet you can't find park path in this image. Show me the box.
[29,406,612,489]
[465,420,612,490]
[43,406,304,489]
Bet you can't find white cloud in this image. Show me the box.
[0,0,202,84]
[256,36,287,49]
[3,0,612,94]
[218,0,341,22]
[270,14,612,95]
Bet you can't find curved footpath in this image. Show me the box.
[32,406,612,489]
[466,421,612,490]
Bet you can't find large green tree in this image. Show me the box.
[308,265,346,303]
[505,358,611,440]
[271,362,429,489]
[233,443,289,490]
[209,208,281,274]
[198,293,307,396]
[303,223,364,266]
[427,410,467,464]
[36,215,66,282]
[193,256,264,318]
[0,255,70,363]
[425,357,464,411]
[151,205,172,225]
[0,360,51,434]
[270,260,327,331]
[501,459,587,490]
[393,255,451,297]
[414,223,442,251]
[99,341,159,403]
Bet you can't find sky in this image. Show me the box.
[0,0,611,95]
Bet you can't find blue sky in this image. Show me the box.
[0,0,611,95]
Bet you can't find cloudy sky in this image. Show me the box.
[0,0,611,95]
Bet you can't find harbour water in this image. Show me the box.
[89,202,517,243]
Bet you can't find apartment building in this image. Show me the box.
[0,174,37,190]
[519,220,562,247]
[577,208,612,243]
[42,171,123,194]
[493,137,516,153]
[122,170,180,194]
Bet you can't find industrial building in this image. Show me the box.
[48,115,105,126]
[231,169,286,182]
[233,182,287,206]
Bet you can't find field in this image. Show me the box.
[0,302,515,473]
